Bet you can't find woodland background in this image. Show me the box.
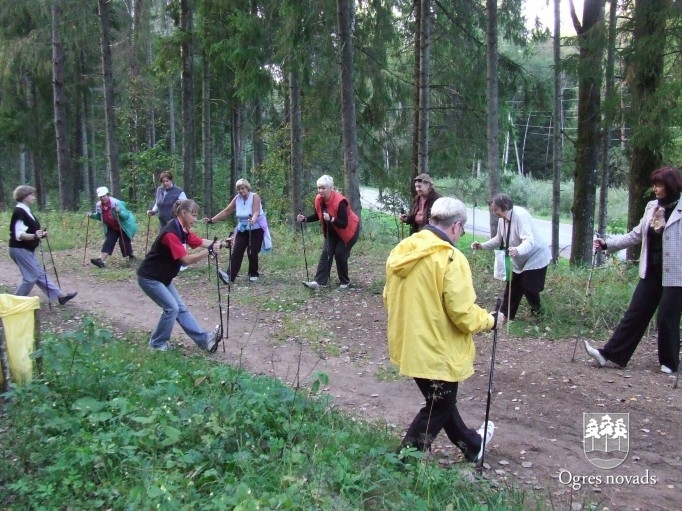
[0,0,681,264]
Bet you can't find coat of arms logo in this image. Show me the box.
[583,413,629,469]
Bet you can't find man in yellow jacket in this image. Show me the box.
[384,197,504,462]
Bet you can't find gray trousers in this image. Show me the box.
[9,246,61,301]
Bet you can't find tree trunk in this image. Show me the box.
[597,0,618,263]
[410,0,421,182]
[625,0,668,259]
[569,0,605,266]
[252,101,265,187]
[180,0,196,197]
[337,0,361,215]
[202,51,212,216]
[230,103,242,191]
[487,0,500,236]
[290,68,303,220]
[551,0,562,263]
[98,0,121,198]
[52,3,74,211]
[417,0,430,177]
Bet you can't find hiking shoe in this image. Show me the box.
[302,281,320,290]
[475,421,495,463]
[339,283,349,290]
[206,325,221,353]
[218,269,231,285]
[58,292,77,305]
[584,340,606,367]
[249,276,259,282]
[90,258,105,268]
[661,365,674,374]
[149,343,169,351]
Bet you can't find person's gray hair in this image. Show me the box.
[317,174,334,189]
[13,185,36,202]
[429,197,467,229]
[490,193,514,211]
[235,178,251,191]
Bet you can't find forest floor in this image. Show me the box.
[1,246,680,511]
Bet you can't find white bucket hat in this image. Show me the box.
[96,186,109,197]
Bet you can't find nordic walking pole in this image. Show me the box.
[206,220,211,281]
[571,232,600,362]
[144,214,151,254]
[224,238,233,352]
[83,215,91,266]
[37,237,52,311]
[247,214,253,284]
[208,237,223,353]
[477,297,502,471]
[400,207,405,241]
[299,210,310,281]
[44,232,62,290]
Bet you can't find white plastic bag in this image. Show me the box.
[493,249,510,281]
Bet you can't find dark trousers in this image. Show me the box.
[314,228,359,286]
[229,227,264,281]
[501,266,547,320]
[401,378,481,461]
[102,228,133,258]
[601,275,682,371]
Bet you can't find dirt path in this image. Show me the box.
[2,249,680,511]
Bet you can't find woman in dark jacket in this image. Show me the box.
[137,199,222,352]
[8,185,77,305]
[400,173,442,234]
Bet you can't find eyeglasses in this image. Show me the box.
[414,179,426,184]
[458,222,465,235]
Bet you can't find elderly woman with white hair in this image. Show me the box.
[9,185,77,305]
[205,178,265,283]
[296,174,360,289]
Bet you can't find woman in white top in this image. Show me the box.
[205,179,264,283]
[472,194,551,320]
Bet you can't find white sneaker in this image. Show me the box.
[249,276,259,282]
[661,365,674,374]
[179,265,188,272]
[339,283,349,289]
[584,340,607,367]
[206,325,221,352]
[475,421,495,463]
[302,281,320,289]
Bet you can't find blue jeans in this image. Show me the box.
[137,276,209,350]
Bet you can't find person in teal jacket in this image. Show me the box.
[88,186,138,268]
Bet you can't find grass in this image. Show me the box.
[1,205,638,510]
[1,317,539,510]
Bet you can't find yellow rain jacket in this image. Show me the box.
[383,228,494,382]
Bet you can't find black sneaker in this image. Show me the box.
[218,269,231,285]
[58,292,77,305]
[90,258,105,268]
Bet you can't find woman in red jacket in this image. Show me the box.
[296,175,360,290]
